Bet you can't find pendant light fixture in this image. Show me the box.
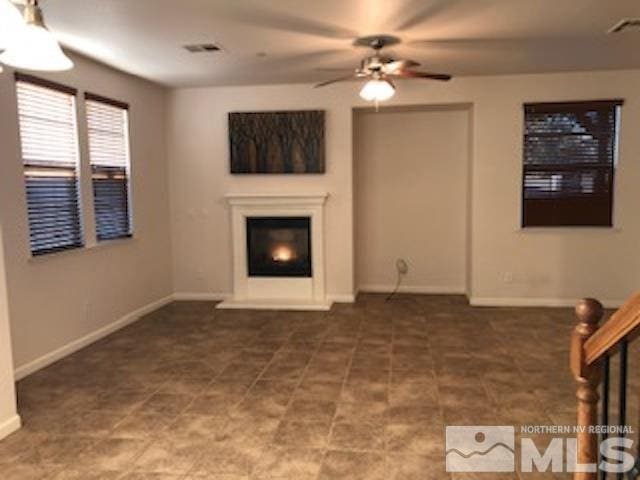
[0,0,73,71]
[0,0,24,70]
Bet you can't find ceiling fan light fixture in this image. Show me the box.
[0,0,73,71]
[0,0,24,51]
[359,78,395,102]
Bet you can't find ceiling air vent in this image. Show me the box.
[608,18,640,34]
[183,43,223,53]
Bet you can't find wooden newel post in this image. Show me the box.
[571,298,604,480]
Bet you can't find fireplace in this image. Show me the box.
[246,217,312,277]
[218,193,329,310]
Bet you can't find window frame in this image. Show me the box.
[521,99,623,229]
[84,92,134,242]
[14,72,85,257]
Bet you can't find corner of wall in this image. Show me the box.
[0,226,19,438]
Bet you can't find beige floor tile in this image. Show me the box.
[318,450,386,480]
[21,435,95,466]
[386,453,449,480]
[53,470,123,479]
[110,413,172,439]
[0,430,47,463]
[329,422,385,451]
[138,393,195,416]
[76,438,148,471]
[285,399,337,423]
[165,414,227,439]
[386,423,445,455]
[1,463,58,479]
[335,401,388,425]
[251,446,323,479]
[133,437,205,474]
[273,420,332,448]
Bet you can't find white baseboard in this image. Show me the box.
[470,297,625,309]
[327,293,356,303]
[0,414,21,440]
[358,284,466,295]
[14,294,174,380]
[172,292,230,302]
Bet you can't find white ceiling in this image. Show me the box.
[42,0,640,87]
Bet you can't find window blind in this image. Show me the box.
[15,74,83,256]
[522,100,623,227]
[85,93,132,241]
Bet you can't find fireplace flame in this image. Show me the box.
[272,245,295,262]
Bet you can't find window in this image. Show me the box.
[85,93,132,241]
[15,73,83,256]
[522,100,623,227]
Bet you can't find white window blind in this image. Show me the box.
[15,73,83,256]
[85,93,132,241]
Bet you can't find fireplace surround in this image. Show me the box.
[217,193,330,310]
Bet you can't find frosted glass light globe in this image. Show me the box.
[359,79,396,102]
[0,0,24,51]
[0,23,73,71]
[0,0,73,72]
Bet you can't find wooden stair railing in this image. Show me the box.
[571,293,640,480]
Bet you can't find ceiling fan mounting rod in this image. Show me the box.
[371,38,384,50]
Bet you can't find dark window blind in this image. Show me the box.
[522,100,623,227]
[85,95,132,241]
[15,76,83,256]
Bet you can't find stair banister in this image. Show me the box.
[571,293,640,480]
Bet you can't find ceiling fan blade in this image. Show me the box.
[384,59,421,73]
[389,70,452,81]
[314,73,366,88]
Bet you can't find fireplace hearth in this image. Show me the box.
[246,217,312,277]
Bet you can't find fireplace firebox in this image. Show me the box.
[246,217,312,277]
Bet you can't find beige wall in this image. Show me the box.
[0,53,173,372]
[354,107,470,293]
[168,69,640,306]
[167,86,355,301]
[0,226,19,438]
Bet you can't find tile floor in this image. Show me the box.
[0,294,635,479]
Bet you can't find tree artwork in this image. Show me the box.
[229,110,325,174]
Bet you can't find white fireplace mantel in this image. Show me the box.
[217,192,331,311]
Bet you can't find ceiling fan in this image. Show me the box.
[314,34,452,103]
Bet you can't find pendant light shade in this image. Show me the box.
[359,78,396,102]
[0,0,23,51]
[0,0,73,71]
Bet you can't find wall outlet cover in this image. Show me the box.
[396,259,409,275]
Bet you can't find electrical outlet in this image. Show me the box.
[503,272,514,284]
[396,258,409,275]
